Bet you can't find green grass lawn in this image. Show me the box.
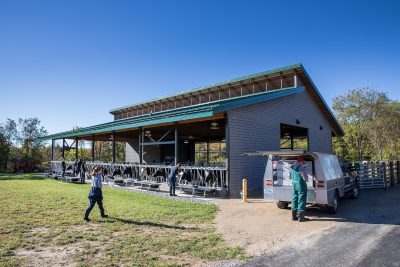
[0,174,244,267]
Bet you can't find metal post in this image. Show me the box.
[75,138,78,160]
[174,122,179,164]
[91,136,95,162]
[139,130,142,164]
[397,161,400,184]
[141,128,145,164]
[206,140,210,165]
[112,134,116,164]
[62,138,65,158]
[390,161,394,187]
[51,139,55,161]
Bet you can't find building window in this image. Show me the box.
[280,124,309,151]
[195,141,226,166]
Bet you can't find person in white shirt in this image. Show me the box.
[84,167,108,222]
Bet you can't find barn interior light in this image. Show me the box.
[184,140,189,144]
[145,130,151,137]
[222,138,226,142]
[284,132,290,137]
[210,122,219,130]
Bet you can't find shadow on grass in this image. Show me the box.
[0,173,45,181]
[102,216,195,230]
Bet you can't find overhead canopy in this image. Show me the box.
[41,86,305,140]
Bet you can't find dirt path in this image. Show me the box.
[214,199,337,256]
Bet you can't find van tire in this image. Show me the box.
[327,191,338,214]
[277,202,289,209]
[349,183,360,199]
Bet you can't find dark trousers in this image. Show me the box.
[62,169,65,177]
[169,179,176,196]
[80,171,85,184]
[85,188,105,219]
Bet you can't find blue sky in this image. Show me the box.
[0,0,399,134]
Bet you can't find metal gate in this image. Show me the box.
[352,163,388,189]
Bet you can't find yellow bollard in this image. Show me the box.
[242,178,247,203]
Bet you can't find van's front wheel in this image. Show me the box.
[277,201,289,209]
[327,191,338,214]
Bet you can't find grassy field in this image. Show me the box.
[0,174,244,267]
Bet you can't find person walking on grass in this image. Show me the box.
[80,161,86,184]
[168,162,181,196]
[84,167,108,222]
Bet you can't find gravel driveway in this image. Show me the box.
[237,186,400,266]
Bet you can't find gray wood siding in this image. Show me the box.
[228,90,333,197]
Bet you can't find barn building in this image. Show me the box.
[44,64,343,197]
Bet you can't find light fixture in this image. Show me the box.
[284,132,290,137]
[296,119,300,125]
[319,125,323,130]
[145,130,151,137]
[210,122,219,130]
[222,138,226,142]
[109,134,114,140]
[184,140,189,144]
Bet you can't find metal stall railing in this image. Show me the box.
[50,161,228,195]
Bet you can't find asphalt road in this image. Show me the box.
[240,186,400,267]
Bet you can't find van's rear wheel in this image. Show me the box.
[327,191,338,214]
[277,201,289,209]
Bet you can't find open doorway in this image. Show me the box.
[280,123,308,151]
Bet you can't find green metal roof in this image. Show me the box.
[41,86,305,140]
[109,63,303,114]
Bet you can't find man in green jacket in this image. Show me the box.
[291,157,309,222]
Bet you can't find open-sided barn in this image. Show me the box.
[44,64,343,197]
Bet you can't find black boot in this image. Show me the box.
[298,211,309,222]
[84,217,90,222]
[292,210,298,221]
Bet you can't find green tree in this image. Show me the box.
[332,88,400,161]
[16,118,48,164]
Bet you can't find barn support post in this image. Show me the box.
[51,139,55,161]
[91,136,95,162]
[112,134,116,164]
[75,138,78,160]
[174,122,179,165]
[140,127,144,164]
[62,138,65,158]
[397,161,400,184]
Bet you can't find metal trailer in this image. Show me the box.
[244,151,359,213]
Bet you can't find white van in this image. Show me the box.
[244,151,359,213]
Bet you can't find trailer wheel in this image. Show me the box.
[327,191,338,214]
[277,202,289,209]
[349,184,360,199]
